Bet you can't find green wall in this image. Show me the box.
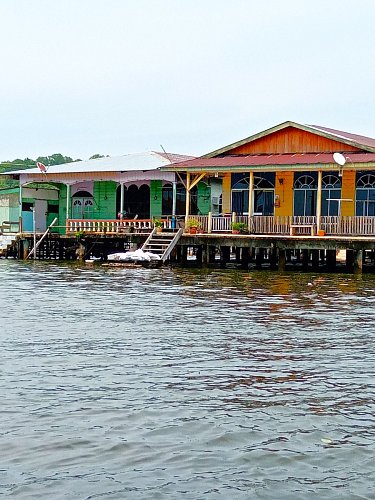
[93,181,117,219]
[150,180,162,218]
[58,184,67,234]
[197,182,211,215]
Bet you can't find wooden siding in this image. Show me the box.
[226,127,362,155]
[341,170,356,217]
[221,174,231,213]
[150,180,162,218]
[58,184,67,234]
[93,181,117,219]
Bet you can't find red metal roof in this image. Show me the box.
[167,152,375,169]
[308,125,375,150]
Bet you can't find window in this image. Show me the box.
[356,173,375,216]
[294,174,317,216]
[231,173,275,215]
[322,174,341,216]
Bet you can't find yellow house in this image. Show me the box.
[164,121,375,236]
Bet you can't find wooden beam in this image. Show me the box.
[189,172,206,191]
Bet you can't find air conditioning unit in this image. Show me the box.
[212,196,220,206]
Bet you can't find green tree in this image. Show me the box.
[89,154,105,160]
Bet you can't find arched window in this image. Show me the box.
[72,190,94,219]
[294,174,317,216]
[322,174,342,216]
[253,176,275,216]
[356,173,375,216]
[116,184,150,218]
[231,173,275,215]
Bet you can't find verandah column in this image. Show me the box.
[185,172,191,226]
[66,184,71,220]
[19,183,23,232]
[316,170,322,232]
[120,182,125,217]
[247,171,254,232]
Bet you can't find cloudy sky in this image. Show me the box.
[1,0,375,161]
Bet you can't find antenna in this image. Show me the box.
[160,144,174,165]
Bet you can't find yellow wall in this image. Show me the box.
[221,173,231,213]
[222,170,357,217]
[341,170,355,216]
[275,171,294,216]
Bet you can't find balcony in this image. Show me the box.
[64,215,375,237]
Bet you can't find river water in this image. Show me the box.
[0,260,374,499]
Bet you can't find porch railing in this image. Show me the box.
[65,215,375,237]
[66,218,171,234]
[186,214,375,236]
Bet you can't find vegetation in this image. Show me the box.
[0,153,105,189]
[186,218,201,228]
[153,219,163,228]
[231,221,248,233]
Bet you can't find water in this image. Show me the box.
[1,260,375,499]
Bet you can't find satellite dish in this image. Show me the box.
[36,161,47,173]
[333,153,346,166]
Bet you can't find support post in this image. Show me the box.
[311,249,320,270]
[248,171,254,232]
[353,249,363,274]
[270,244,277,269]
[241,247,250,269]
[66,184,71,221]
[208,211,212,234]
[326,249,336,270]
[317,170,322,232]
[278,248,286,271]
[185,173,191,226]
[19,183,23,227]
[120,182,125,217]
[181,246,188,265]
[171,180,177,229]
[255,248,264,269]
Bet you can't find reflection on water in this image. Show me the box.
[0,260,375,499]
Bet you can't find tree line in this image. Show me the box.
[0,153,105,188]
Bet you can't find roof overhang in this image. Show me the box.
[203,121,375,157]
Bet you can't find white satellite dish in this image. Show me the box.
[333,152,347,166]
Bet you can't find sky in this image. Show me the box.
[1,0,375,161]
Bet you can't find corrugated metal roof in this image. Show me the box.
[4,151,194,176]
[165,152,375,170]
[203,121,375,158]
[307,125,375,150]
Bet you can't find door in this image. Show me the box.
[72,197,94,219]
[34,199,47,232]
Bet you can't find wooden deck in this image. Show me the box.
[65,215,375,238]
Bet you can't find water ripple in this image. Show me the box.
[1,260,375,498]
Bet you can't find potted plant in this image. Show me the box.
[153,219,163,233]
[186,218,201,235]
[231,222,247,234]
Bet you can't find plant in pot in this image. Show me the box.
[186,218,201,234]
[231,222,247,234]
[154,219,163,233]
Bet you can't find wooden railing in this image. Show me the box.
[186,214,375,236]
[65,216,375,237]
[66,218,171,234]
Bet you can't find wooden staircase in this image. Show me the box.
[141,228,183,263]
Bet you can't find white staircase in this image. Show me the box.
[141,228,183,263]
